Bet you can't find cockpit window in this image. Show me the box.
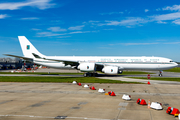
[170,61,173,62]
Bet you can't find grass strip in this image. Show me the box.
[164,67,180,73]
[121,71,154,75]
[0,71,153,75]
[0,72,83,75]
[0,76,141,84]
[128,77,180,82]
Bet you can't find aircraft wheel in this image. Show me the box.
[83,73,87,77]
[119,71,123,74]
[159,74,162,77]
[94,73,98,77]
[88,73,92,77]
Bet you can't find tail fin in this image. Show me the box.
[18,36,45,58]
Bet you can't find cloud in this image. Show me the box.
[150,12,180,25]
[156,39,167,42]
[0,14,9,19]
[50,41,71,45]
[68,25,85,30]
[95,5,180,27]
[57,36,71,38]
[72,49,83,51]
[37,32,64,37]
[0,36,17,42]
[152,5,180,25]
[47,27,67,32]
[151,12,180,21]
[100,12,124,15]
[109,42,159,46]
[98,12,180,27]
[98,17,147,27]
[118,18,147,25]
[36,30,93,37]
[89,20,99,23]
[120,42,158,46]
[108,41,180,46]
[122,42,159,46]
[103,29,115,30]
[172,19,180,25]
[114,12,180,26]
[31,28,41,31]
[156,21,167,24]
[145,9,149,12]
[164,42,180,44]
[156,5,180,11]
[68,31,90,34]
[21,17,39,20]
[96,10,180,28]
[98,47,113,49]
[156,8,161,11]
[163,5,180,11]
[0,0,56,10]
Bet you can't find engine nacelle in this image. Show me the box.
[102,66,119,75]
[77,63,95,72]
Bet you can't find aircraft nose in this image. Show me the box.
[174,62,178,67]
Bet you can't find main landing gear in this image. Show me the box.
[159,71,163,77]
[83,72,98,77]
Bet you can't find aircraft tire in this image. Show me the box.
[88,73,92,77]
[159,74,162,77]
[83,73,87,77]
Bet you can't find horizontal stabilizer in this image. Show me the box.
[3,54,33,60]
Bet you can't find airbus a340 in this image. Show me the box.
[4,36,178,77]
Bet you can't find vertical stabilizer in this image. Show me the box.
[18,36,45,58]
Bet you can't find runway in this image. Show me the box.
[0,82,179,120]
[1,69,180,86]
[1,68,180,78]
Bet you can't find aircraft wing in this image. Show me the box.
[43,58,109,67]
[43,58,79,66]
[3,54,33,61]
[95,62,107,66]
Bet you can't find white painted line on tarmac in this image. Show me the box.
[119,102,128,106]
[67,117,110,120]
[0,115,54,119]
[0,114,131,120]
[67,117,131,120]
[118,108,126,110]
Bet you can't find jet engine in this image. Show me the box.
[77,63,95,72]
[102,66,119,75]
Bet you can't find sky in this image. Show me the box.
[1,0,180,61]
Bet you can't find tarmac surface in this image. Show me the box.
[1,68,180,78]
[0,82,180,120]
[98,77,180,85]
[0,68,180,120]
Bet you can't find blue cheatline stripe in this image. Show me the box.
[34,61,60,63]
[34,60,173,64]
[96,62,173,64]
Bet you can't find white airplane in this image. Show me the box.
[4,36,178,77]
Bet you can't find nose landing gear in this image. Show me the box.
[159,71,163,76]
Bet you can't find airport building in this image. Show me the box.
[0,58,34,70]
[0,57,23,70]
